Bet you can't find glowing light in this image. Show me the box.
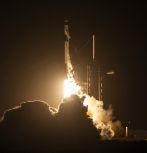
[63,77,120,138]
[63,79,81,98]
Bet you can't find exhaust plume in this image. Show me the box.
[64,22,122,139]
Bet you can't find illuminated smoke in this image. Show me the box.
[64,22,74,80]
[63,79,122,139]
[64,23,122,139]
[84,95,115,138]
[63,55,122,139]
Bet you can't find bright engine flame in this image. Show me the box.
[63,79,81,98]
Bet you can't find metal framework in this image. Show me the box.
[87,35,102,101]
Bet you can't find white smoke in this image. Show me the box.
[83,95,119,139]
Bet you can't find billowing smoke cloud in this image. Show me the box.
[63,80,123,139]
[83,95,123,139]
[0,101,55,150]
[0,97,100,150]
[2,97,146,152]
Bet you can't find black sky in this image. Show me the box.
[1,1,147,129]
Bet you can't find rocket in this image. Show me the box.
[64,20,74,79]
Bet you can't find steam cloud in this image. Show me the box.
[0,96,99,150]
[0,97,99,150]
[0,99,145,152]
[83,95,123,139]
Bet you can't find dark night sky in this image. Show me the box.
[1,1,147,129]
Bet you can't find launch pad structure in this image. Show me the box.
[86,35,103,100]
